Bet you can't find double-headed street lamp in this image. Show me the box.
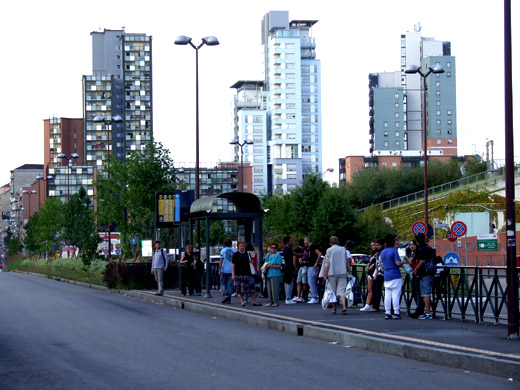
[175,34,219,252]
[93,115,123,260]
[230,138,253,192]
[405,63,445,227]
[57,153,79,202]
[36,174,53,208]
[22,190,37,219]
[174,35,219,201]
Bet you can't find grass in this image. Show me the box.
[6,255,106,286]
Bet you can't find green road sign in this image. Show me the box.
[477,234,498,251]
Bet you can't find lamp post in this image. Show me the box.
[175,35,219,252]
[405,63,445,227]
[22,190,37,219]
[57,153,79,202]
[230,138,253,192]
[35,175,53,208]
[93,115,123,260]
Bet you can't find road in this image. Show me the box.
[0,272,515,390]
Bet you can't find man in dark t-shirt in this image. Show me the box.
[282,237,296,304]
[414,233,436,320]
[305,236,322,304]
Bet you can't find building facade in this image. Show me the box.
[83,28,152,169]
[230,11,323,195]
[369,25,457,157]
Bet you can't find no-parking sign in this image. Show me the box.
[412,221,427,236]
[451,221,467,237]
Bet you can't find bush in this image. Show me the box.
[103,261,128,289]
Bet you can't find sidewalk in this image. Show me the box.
[132,288,520,380]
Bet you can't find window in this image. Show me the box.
[448,139,453,144]
[395,141,400,147]
[392,162,398,167]
[447,129,453,135]
[446,62,451,68]
[447,110,452,116]
[447,72,452,77]
[436,129,441,135]
[395,131,400,137]
[447,119,452,125]
[394,112,400,118]
[384,132,388,137]
[437,140,442,145]
[436,81,440,87]
[394,103,400,108]
[394,93,399,99]
[436,100,441,106]
[395,122,400,128]
[436,91,441,97]
[384,141,389,147]
[436,110,441,116]
[384,122,388,128]
[436,120,441,125]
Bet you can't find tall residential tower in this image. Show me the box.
[83,29,152,169]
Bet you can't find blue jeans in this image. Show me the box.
[285,280,294,301]
[307,266,319,300]
[220,273,233,298]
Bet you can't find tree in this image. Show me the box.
[354,206,396,253]
[311,186,356,250]
[63,186,101,263]
[23,197,64,257]
[95,139,177,258]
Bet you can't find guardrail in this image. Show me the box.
[357,167,518,213]
[352,264,519,324]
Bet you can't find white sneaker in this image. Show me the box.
[293,297,303,303]
[359,304,372,312]
[285,299,297,305]
[307,298,319,304]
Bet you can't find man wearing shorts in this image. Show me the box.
[414,233,436,320]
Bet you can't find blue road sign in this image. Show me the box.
[131,238,137,245]
[444,252,460,266]
[115,249,121,255]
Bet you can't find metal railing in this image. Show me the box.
[357,167,520,212]
[352,264,519,324]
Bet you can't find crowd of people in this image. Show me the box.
[156,233,442,320]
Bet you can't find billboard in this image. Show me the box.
[155,190,195,227]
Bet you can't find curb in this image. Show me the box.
[13,271,520,379]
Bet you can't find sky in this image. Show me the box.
[0,0,518,186]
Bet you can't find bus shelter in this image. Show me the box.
[185,192,266,298]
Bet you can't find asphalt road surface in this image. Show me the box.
[0,273,515,390]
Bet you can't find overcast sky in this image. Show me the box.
[0,0,518,186]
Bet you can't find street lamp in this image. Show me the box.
[93,115,123,162]
[230,138,253,192]
[36,175,53,208]
[405,63,445,227]
[175,34,219,252]
[57,153,79,202]
[22,190,37,219]
[93,115,123,260]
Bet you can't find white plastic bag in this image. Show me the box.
[345,276,355,307]
[322,280,337,310]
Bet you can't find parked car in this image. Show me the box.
[350,253,370,265]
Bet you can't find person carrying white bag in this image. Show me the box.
[322,236,350,315]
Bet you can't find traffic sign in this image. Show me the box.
[451,221,467,237]
[116,249,121,255]
[412,221,427,236]
[477,234,498,251]
[444,252,460,266]
[131,238,137,245]
[447,230,457,242]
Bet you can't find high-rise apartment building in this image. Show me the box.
[369,25,457,156]
[83,28,152,169]
[232,11,322,195]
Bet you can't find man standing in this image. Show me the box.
[282,236,296,304]
[150,240,168,296]
[219,238,236,304]
[323,236,349,315]
[414,233,436,320]
[305,236,322,305]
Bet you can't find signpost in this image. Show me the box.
[443,251,460,266]
[477,234,498,251]
[451,221,467,237]
[412,221,427,236]
[447,231,457,242]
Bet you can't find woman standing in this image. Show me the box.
[179,244,195,296]
[232,241,260,307]
[264,243,283,307]
[380,234,408,319]
[360,239,379,311]
[407,240,424,318]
